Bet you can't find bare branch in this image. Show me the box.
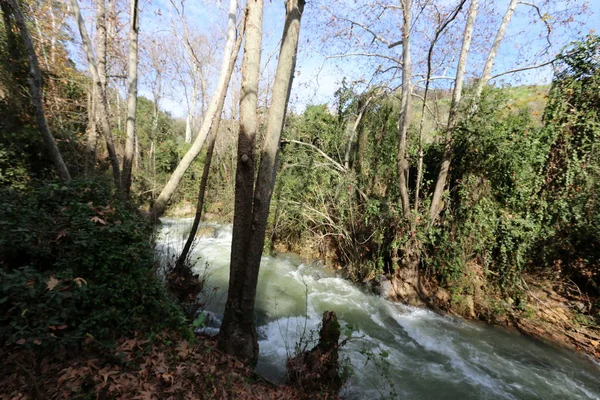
[334,15,396,47]
[490,58,556,80]
[282,139,346,172]
[388,40,403,49]
[518,1,553,53]
[326,52,402,65]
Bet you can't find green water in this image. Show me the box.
[157,219,600,399]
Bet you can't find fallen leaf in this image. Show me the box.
[90,216,107,225]
[16,338,26,345]
[73,277,87,287]
[33,339,41,345]
[47,277,60,290]
[58,325,68,330]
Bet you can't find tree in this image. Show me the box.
[429,0,516,224]
[4,0,71,182]
[429,0,478,224]
[396,0,412,218]
[70,0,122,190]
[218,0,305,366]
[176,10,246,270]
[122,0,140,197]
[150,0,238,219]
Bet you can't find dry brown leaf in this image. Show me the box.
[47,277,60,290]
[90,216,107,225]
[73,277,87,287]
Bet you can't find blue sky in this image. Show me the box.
[69,0,600,119]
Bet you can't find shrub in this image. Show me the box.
[0,178,186,349]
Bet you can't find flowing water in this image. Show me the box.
[157,219,600,399]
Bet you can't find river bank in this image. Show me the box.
[164,203,600,367]
[271,231,600,367]
[157,219,600,399]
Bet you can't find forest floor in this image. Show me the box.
[0,331,337,400]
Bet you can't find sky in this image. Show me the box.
[69,0,600,119]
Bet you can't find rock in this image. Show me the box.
[390,272,424,306]
[195,226,217,239]
[434,288,451,305]
[202,212,219,221]
[572,301,587,313]
[465,295,476,319]
[377,278,393,299]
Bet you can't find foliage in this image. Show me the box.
[534,34,600,294]
[274,35,599,321]
[0,179,186,349]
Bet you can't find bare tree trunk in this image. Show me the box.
[429,0,478,225]
[176,15,245,270]
[29,9,49,68]
[150,0,238,219]
[185,85,197,144]
[122,0,139,197]
[217,0,264,362]
[414,0,467,213]
[70,0,122,190]
[85,84,98,174]
[218,0,305,367]
[397,0,412,218]
[94,0,108,163]
[472,0,518,103]
[8,0,71,181]
[95,0,107,95]
[134,133,139,170]
[343,96,371,171]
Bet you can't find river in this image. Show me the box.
[156,219,600,399]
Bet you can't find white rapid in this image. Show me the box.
[157,219,600,399]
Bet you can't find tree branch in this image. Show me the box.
[490,58,556,80]
[282,139,346,172]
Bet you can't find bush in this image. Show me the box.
[0,178,186,349]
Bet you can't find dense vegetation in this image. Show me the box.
[272,36,599,326]
[1,0,599,396]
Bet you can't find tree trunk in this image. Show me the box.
[217,0,264,363]
[8,0,71,182]
[70,0,122,191]
[185,84,197,144]
[122,0,140,197]
[429,0,478,225]
[176,15,245,270]
[150,0,238,219]
[185,112,193,144]
[397,0,412,218]
[414,0,466,214]
[218,0,305,367]
[95,0,107,96]
[85,84,98,174]
[94,0,107,167]
[472,0,518,103]
[343,96,371,171]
